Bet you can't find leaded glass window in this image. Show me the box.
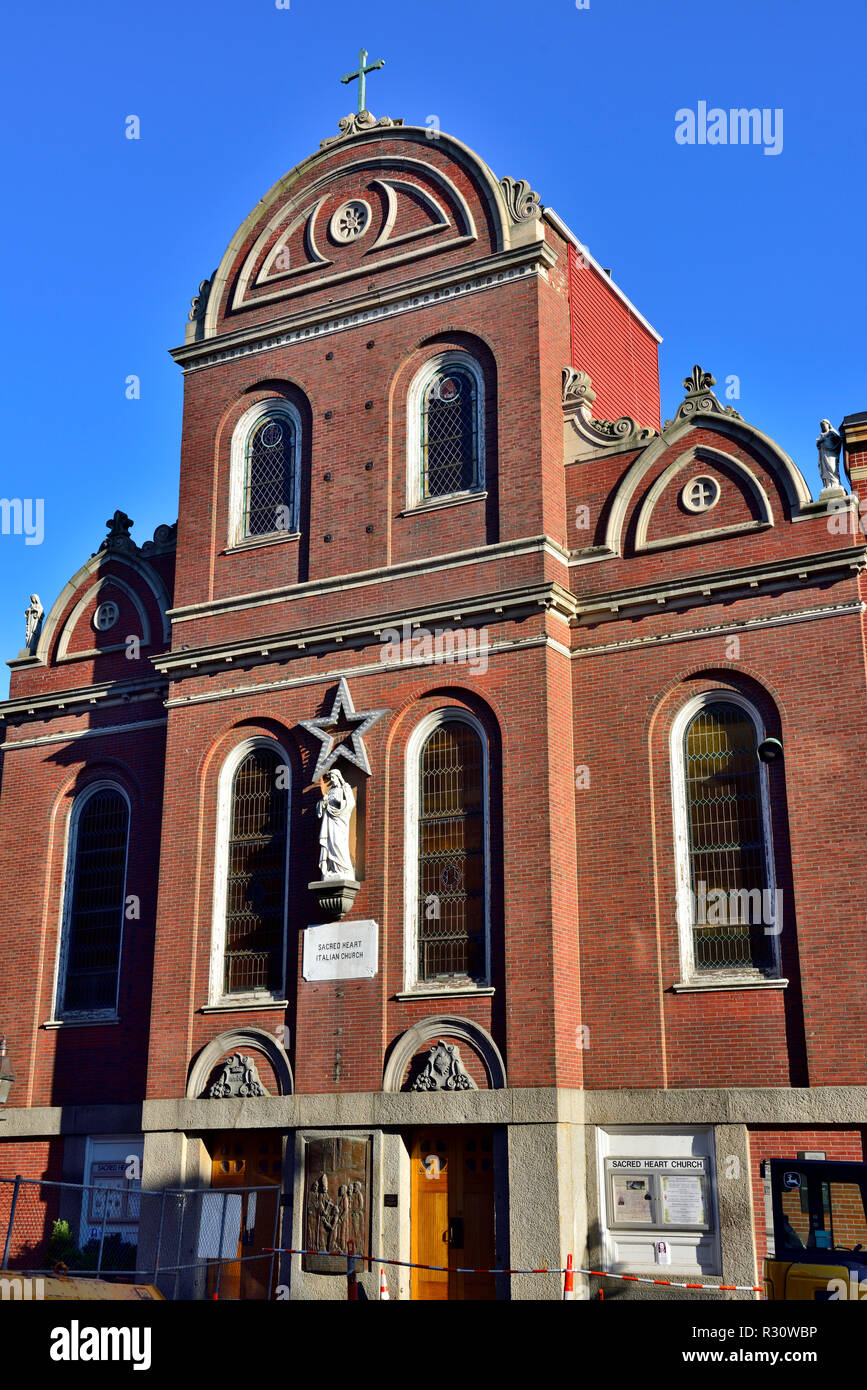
[244,413,297,537]
[62,788,129,1013]
[417,722,485,980]
[683,702,773,972]
[225,748,288,994]
[420,364,480,499]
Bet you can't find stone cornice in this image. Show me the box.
[168,534,570,624]
[154,581,578,680]
[573,546,867,623]
[0,676,168,726]
[170,241,556,373]
[572,599,865,659]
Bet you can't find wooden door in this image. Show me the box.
[411,1128,496,1301]
[208,1131,283,1300]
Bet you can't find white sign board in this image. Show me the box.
[303,920,379,981]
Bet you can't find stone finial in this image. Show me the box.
[99,510,136,555]
[187,271,217,342]
[662,364,743,429]
[816,419,844,494]
[499,176,542,223]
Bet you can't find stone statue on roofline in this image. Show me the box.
[817,419,844,494]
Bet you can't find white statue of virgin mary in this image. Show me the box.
[316,768,356,879]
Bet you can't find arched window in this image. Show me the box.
[408,353,485,507]
[671,695,780,980]
[229,400,301,544]
[58,784,130,1017]
[212,740,290,1001]
[404,712,490,990]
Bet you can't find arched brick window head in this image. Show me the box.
[224,748,289,995]
[60,786,130,1015]
[418,722,485,981]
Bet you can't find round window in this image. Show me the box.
[94,600,120,632]
[681,475,721,513]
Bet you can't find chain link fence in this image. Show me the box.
[0,1175,282,1299]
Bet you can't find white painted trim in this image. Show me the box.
[406,350,486,510]
[403,709,491,993]
[669,691,781,985]
[228,399,302,547]
[52,781,132,1023]
[209,736,292,1007]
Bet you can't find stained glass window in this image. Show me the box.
[225,749,288,994]
[420,364,480,499]
[417,722,485,980]
[62,789,129,1013]
[245,414,297,537]
[683,703,773,971]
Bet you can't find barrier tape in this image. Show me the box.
[264,1246,761,1291]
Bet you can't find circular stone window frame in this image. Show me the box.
[329,199,372,244]
[93,600,120,632]
[681,474,721,514]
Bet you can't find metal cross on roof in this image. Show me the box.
[340,47,385,115]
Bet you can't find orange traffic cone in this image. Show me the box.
[563,1253,575,1301]
[379,1266,390,1300]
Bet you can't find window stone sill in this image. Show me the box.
[199,999,289,1013]
[223,532,300,555]
[671,977,788,994]
[42,1016,120,1029]
[401,490,487,518]
[395,985,495,1001]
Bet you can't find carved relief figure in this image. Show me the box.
[316,768,355,879]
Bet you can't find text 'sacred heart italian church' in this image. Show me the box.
[1,62,865,1299]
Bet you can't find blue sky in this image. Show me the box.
[1,0,864,694]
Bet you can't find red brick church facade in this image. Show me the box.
[1,100,865,1298]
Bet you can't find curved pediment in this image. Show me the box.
[602,410,813,559]
[200,123,540,338]
[633,445,774,554]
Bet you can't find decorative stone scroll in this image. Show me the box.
[562,367,657,451]
[499,175,542,223]
[319,109,404,148]
[208,1052,269,1099]
[410,1039,477,1092]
